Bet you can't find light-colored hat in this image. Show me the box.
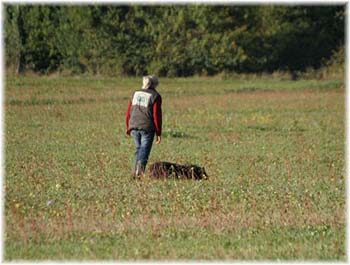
[142,75,159,89]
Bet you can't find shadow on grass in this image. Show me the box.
[223,79,344,94]
[246,124,306,133]
[162,129,195,139]
[6,97,121,106]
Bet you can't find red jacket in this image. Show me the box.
[126,95,162,136]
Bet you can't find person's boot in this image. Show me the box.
[135,161,145,179]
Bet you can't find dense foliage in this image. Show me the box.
[4,5,345,77]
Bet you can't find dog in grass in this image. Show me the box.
[149,161,208,180]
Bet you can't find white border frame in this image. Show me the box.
[0,1,348,265]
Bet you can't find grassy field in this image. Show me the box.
[4,76,346,260]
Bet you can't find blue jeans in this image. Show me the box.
[131,129,155,174]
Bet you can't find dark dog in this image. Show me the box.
[149,161,208,180]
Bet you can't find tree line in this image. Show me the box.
[4,5,345,77]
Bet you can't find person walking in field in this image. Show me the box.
[125,75,162,179]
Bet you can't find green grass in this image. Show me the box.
[4,76,346,260]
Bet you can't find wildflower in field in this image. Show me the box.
[46,200,54,207]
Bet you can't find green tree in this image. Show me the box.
[19,5,62,73]
[4,5,24,74]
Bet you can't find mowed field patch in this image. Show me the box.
[4,76,345,260]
